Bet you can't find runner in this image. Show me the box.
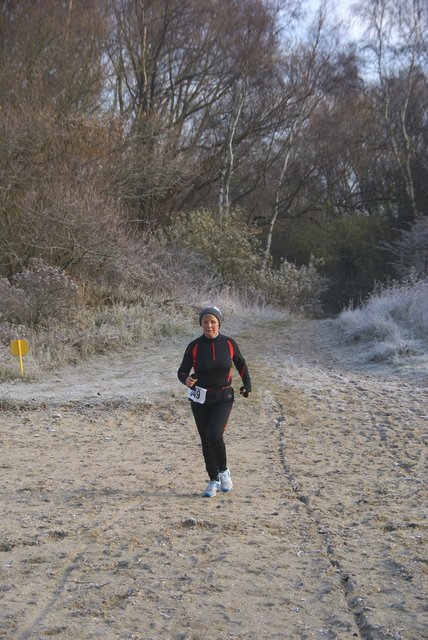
[177,306,252,497]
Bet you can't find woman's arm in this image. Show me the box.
[177,342,198,387]
[232,339,251,394]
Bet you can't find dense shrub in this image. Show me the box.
[80,234,219,308]
[0,245,212,377]
[261,255,328,316]
[166,208,327,315]
[166,208,262,285]
[0,259,79,327]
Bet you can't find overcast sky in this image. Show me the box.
[306,0,365,40]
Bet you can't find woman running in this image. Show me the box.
[177,306,251,497]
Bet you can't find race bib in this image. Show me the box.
[187,385,207,404]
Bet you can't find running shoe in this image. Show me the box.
[203,480,220,497]
[218,468,233,492]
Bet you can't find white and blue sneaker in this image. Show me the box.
[203,480,220,497]
[218,468,233,492]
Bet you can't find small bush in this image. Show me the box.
[382,217,428,280]
[336,276,428,362]
[1,259,79,327]
[166,208,262,286]
[261,255,328,316]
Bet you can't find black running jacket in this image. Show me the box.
[177,333,251,392]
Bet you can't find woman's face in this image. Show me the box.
[201,314,219,338]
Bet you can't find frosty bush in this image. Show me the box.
[1,259,79,327]
[381,217,428,280]
[261,255,328,316]
[337,276,428,361]
[86,236,218,308]
[377,277,428,337]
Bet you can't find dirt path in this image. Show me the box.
[0,316,426,640]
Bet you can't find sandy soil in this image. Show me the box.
[0,316,427,640]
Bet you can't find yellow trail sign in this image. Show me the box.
[10,339,29,375]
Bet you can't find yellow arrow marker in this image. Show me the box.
[10,339,29,375]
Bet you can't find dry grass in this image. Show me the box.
[0,285,291,380]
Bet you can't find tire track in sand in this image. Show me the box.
[245,318,427,640]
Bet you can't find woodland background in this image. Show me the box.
[1,0,428,374]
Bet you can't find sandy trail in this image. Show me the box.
[0,316,426,640]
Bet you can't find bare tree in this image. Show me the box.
[357,0,428,221]
[257,1,346,264]
[212,0,289,219]
[0,0,107,116]
[104,0,297,223]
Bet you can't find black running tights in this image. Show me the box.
[191,401,233,481]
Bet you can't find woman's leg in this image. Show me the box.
[207,402,233,472]
[191,402,218,479]
[191,401,233,479]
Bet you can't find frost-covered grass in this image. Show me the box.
[0,286,289,380]
[336,278,428,363]
[205,287,290,323]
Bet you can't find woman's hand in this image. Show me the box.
[186,376,197,388]
[240,387,251,398]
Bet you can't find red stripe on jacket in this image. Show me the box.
[191,344,199,376]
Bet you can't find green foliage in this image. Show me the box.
[261,255,328,317]
[166,208,263,285]
[166,208,327,315]
[275,213,398,312]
